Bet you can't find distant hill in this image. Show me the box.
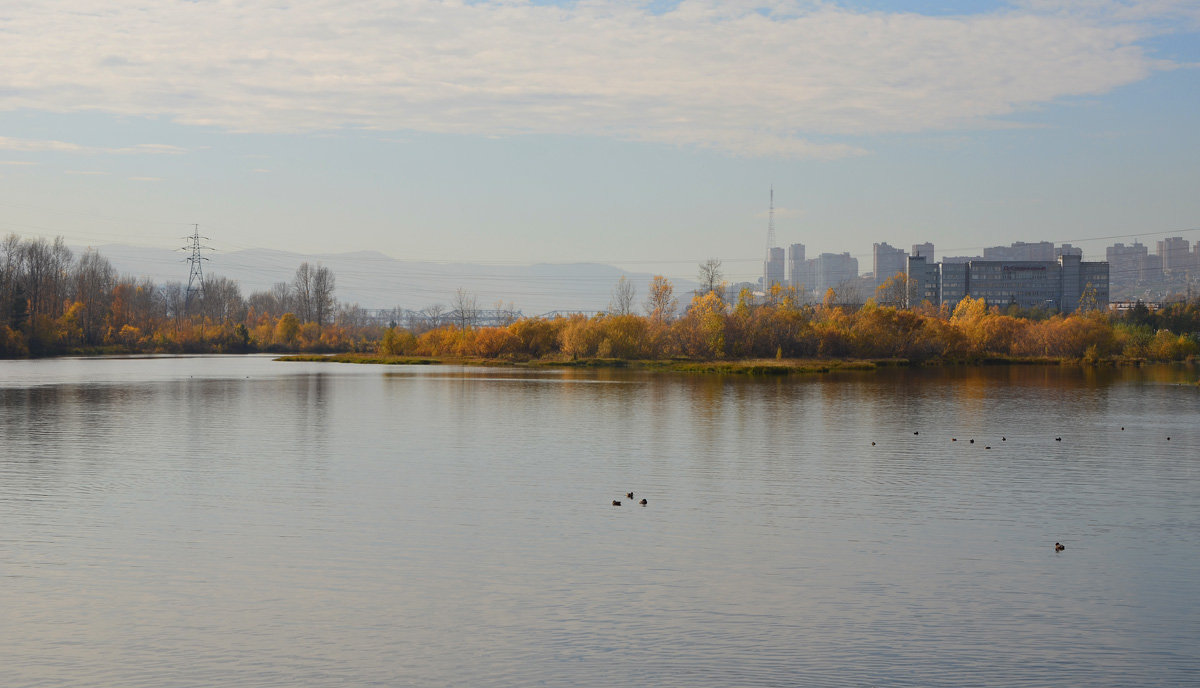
[93,244,699,316]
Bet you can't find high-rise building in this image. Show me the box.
[1157,237,1192,273]
[873,242,908,291]
[911,242,935,261]
[984,241,1055,262]
[764,247,785,290]
[786,243,804,283]
[786,243,815,293]
[1055,244,1083,259]
[816,252,859,298]
[1107,241,1149,284]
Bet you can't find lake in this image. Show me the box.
[1,356,1198,687]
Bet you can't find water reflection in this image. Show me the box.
[0,357,1197,687]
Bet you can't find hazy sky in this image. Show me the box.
[1,0,1197,283]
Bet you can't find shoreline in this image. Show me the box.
[271,352,1184,375]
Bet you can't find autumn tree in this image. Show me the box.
[644,275,678,322]
[874,272,910,309]
[275,312,301,348]
[675,292,727,359]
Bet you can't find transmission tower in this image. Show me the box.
[762,186,779,290]
[765,185,776,253]
[181,224,212,309]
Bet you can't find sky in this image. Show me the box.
[1,0,1198,285]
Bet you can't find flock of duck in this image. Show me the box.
[612,492,647,507]
[870,428,1183,554]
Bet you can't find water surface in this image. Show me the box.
[2,356,1198,686]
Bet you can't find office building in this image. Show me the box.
[906,254,1109,313]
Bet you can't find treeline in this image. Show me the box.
[0,234,377,357]
[376,285,1200,363]
[2,234,1199,363]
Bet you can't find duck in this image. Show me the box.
[969,439,974,444]
[612,500,621,506]
[626,492,634,499]
[1002,437,1006,441]
[1055,437,1062,442]
[1055,542,1065,552]
[871,442,876,446]
[913,431,919,436]
[639,498,648,506]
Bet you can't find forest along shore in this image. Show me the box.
[3,233,1199,363]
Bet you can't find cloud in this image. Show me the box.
[0,160,38,166]
[0,136,186,155]
[0,0,1186,158]
[128,176,161,182]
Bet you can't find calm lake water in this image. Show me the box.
[1,356,1198,687]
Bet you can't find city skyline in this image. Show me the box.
[1,0,1198,284]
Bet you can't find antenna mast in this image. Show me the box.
[182,224,212,310]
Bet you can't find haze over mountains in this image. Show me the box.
[93,244,698,316]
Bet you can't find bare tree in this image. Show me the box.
[420,304,446,332]
[200,276,246,322]
[156,281,186,329]
[72,248,116,344]
[452,288,478,330]
[494,300,520,326]
[248,281,293,317]
[336,303,371,329]
[831,278,864,307]
[293,262,315,323]
[698,258,724,299]
[21,236,73,319]
[609,275,637,315]
[311,264,336,331]
[293,262,336,331]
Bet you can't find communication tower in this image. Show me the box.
[181,224,212,309]
[766,185,776,254]
[762,187,785,290]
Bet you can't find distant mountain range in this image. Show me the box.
[93,244,699,316]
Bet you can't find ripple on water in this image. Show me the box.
[1,359,1198,687]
